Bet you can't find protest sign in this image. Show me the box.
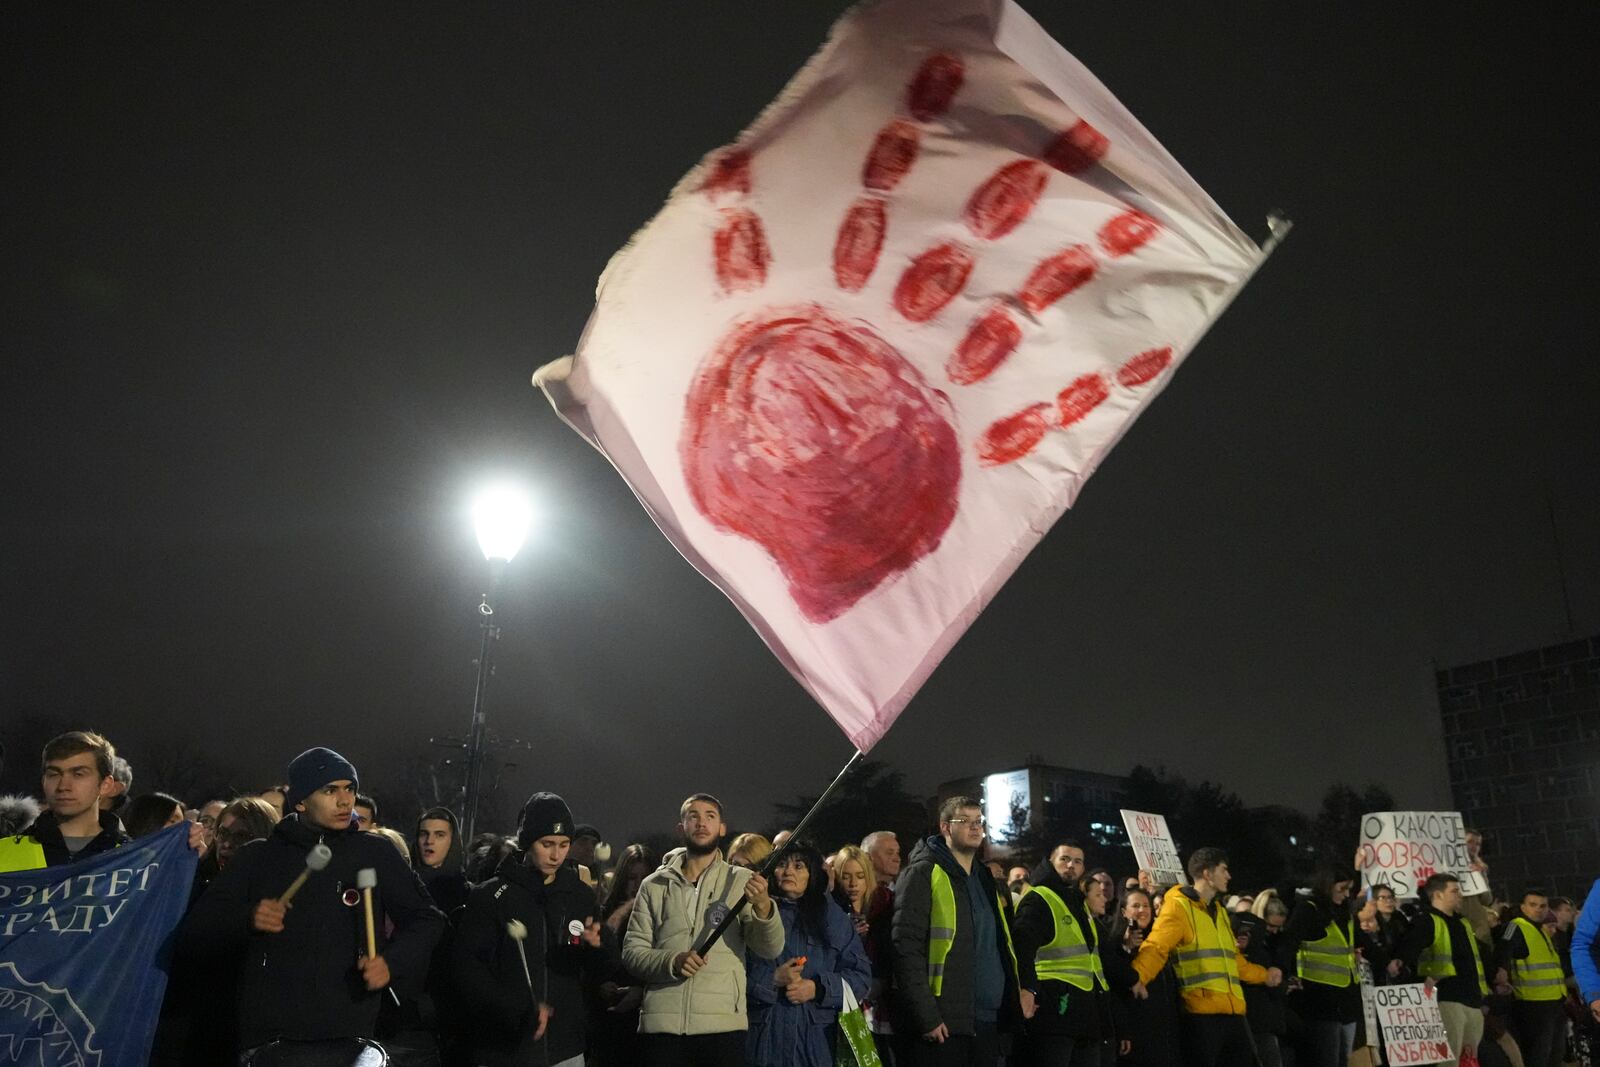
[1373,982,1453,1065]
[0,822,198,1067]
[1121,809,1186,885]
[1358,958,1381,1048]
[1357,811,1486,898]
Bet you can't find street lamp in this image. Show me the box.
[461,483,533,844]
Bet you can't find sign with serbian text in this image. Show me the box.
[1373,983,1453,1065]
[0,823,198,1067]
[1358,811,1487,899]
[1121,810,1186,885]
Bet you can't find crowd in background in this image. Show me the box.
[4,729,1600,1067]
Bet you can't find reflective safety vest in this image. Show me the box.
[1416,913,1490,996]
[1508,916,1565,1002]
[928,864,1020,996]
[1297,915,1358,988]
[0,835,48,873]
[1030,886,1108,992]
[1170,893,1245,1002]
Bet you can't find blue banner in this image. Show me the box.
[0,822,198,1067]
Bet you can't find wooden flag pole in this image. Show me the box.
[692,748,864,957]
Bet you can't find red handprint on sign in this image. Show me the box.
[681,53,1174,624]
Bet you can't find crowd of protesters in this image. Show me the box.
[5,731,1600,1067]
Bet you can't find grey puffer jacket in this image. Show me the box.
[622,850,785,1034]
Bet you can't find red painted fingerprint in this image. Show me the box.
[1116,346,1174,387]
[700,148,752,199]
[863,120,921,192]
[1019,245,1097,312]
[1043,119,1109,175]
[906,53,964,121]
[978,403,1053,467]
[893,243,974,323]
[833,196,887,292]
[947,305,1022,385]
[963,160,1048,241]
[680,306,961,623]
[712,209,770,293]
[1099,209,1161,257]
[1057,373,1109,427]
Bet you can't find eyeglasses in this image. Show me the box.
[947,817,986,827]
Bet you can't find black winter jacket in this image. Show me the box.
[1285,894,1362,1023]
[23,809,128,866]
[178,813,446,1050]
[1233,912,1291,1035]
[451,855,618,1066]
[891,836,1020,1038]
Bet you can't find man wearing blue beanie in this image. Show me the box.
[180,746,447,1058]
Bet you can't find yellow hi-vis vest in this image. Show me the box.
[1170,893,1245,1001]
[1296,915,1358,988]
[1508,916,1565,1002]
[1416,913,1490,995]
[1031,886,1108,992]
[928,864,1020,996]
[0,835,48,873]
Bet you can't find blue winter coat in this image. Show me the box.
[746,894,872,1067]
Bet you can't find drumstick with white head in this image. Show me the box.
[278,843,333,906]
[357,867,378,959]
[506,919,535,996]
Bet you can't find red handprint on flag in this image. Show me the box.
[682,52,1176,624]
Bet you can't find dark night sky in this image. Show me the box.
[4,5,1596,842]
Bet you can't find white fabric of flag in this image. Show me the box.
[537,0,1265,751]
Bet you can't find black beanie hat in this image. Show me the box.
[518,792,575,847]
[286,747,359,810]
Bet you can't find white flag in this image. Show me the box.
[537,0,1267,751]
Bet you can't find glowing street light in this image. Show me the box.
[472,484,533,564]
[460,482,534,843]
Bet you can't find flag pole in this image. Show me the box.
[692,748,865,956]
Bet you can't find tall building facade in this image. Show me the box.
[1436,633,1600,898]
[938,763,1131,854]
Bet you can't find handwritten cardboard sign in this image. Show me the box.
[1121,809,1186,886]
[1358,811,1487,898]
[1373,983,1452,1065]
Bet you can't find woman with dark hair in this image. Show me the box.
[590,843,660,1066]
[1084,866,1117,936]
[123,792,185,838]
[1104,886,1182,1065]
[1285,868,1362,1067]
[745,841,871,1067]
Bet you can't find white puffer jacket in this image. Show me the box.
[622,850,785,1034]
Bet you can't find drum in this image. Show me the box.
[241,1037,389,1066]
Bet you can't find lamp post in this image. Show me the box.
[461,484,533,844]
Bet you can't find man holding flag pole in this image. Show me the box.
[622,792,784,1066]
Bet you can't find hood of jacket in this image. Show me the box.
[412,806,464,882]
[905,833,973,886]
[26,807,127,848]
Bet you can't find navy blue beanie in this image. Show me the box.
[287,747,358,810]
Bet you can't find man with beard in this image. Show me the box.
[623,792,783,1066]
[1013,840,1114,1065]
[181,746,446,1057]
